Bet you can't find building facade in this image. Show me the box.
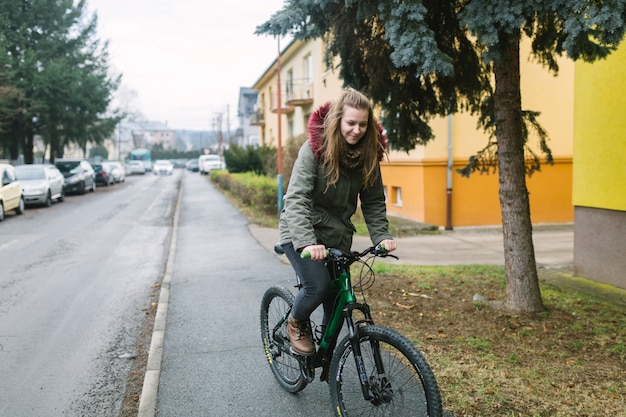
[251,38,574,229]
[236,87,261,148]
[572,45,626,289]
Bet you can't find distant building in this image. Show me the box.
[236,87,261,147]
[111,120,174,160]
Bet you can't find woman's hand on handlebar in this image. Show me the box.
[302,244,327,261]
[379,239,397,252]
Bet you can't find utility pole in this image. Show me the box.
[276,38,284,214]
[226,104,231,145]
[215,112,223,159]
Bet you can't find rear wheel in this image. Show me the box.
[330,325,442,417]
[0,202,4,221]
[260,286,307,393]
[16,197,25,215]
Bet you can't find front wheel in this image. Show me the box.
[260,286,308,393]
[330,325,443,417]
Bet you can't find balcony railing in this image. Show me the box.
[270,88,295,114]
[285,82,314,106]
[250,109,265,126]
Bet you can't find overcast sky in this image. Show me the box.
[87,0,288,131]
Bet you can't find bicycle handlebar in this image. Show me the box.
[300,244,397,261]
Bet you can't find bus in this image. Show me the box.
[129,148,152,172]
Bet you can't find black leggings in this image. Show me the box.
[281,243,339,325]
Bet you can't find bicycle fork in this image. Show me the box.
[344,305,392,404]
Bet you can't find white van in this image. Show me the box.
[198,154,225,175]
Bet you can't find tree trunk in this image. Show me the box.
[10,119,22,161]
[493,31,544,312]
[25,131,34,164]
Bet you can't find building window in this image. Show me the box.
[391,186,402,207]
[304,54,313,85]
[286,69,294,99]
[288,120,294,139]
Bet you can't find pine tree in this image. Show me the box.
[0,0,121,162]
[256,0,626,312]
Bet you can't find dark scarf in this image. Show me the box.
[340,143,364,169]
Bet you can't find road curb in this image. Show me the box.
[137,175,183,417]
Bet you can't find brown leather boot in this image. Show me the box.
[287,315,315,356]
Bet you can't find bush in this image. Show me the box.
[224,144,277,176]
[283,133,307,189]
[211,170,277,215]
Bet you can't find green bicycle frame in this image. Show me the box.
[319,269,356,350]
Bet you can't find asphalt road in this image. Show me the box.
[0,170,180,416]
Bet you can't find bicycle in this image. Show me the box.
[260,244,443,417]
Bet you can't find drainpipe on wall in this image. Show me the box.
[445,113,454,231]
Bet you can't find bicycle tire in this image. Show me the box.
[260,286,308,393]
[330,325,443,417]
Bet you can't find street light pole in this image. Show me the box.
[276,37,284,214]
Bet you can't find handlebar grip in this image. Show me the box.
[300,249,330,259]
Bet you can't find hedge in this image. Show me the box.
[210,170,277,215]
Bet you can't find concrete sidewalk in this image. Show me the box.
[249,223,626,309]
[248,223,574,269]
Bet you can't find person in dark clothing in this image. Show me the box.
[279,88,397,357]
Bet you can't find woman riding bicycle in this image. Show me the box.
[279,87,397,357]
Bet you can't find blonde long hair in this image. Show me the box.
[319,88,383,188]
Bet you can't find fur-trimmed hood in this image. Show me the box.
[307,102,387,161]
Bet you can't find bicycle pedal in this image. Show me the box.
[290,346,315,357]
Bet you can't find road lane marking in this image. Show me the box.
[0,239,18,251]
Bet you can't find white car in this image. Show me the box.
[128,161,146,175]
[198,154,225,175]
[153,160,174,175]
[108,161,126,182]
[14,164,65,207]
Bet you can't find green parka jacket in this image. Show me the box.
[279,103,392,253]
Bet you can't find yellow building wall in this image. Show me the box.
[253,38,345,149]
[253,38,574,227]
[573,45,626,211]
[382,157,573,227]
[382,40,574,227]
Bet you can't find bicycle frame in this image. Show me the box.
[319,264,373,350]
[288,248,386,401]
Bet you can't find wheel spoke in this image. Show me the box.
[260,286,308,393]
[330,326,442,417]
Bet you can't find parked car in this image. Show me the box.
[55,159,96,195]
[198,154,225,175]
[127,160,146,175]
[92,162,115,187]
[153,160,174,175]
[14,164,65,207]
[0,163,25,221]
[108,161,126,183]
[171,158,187,169]
[185,159,199,172]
